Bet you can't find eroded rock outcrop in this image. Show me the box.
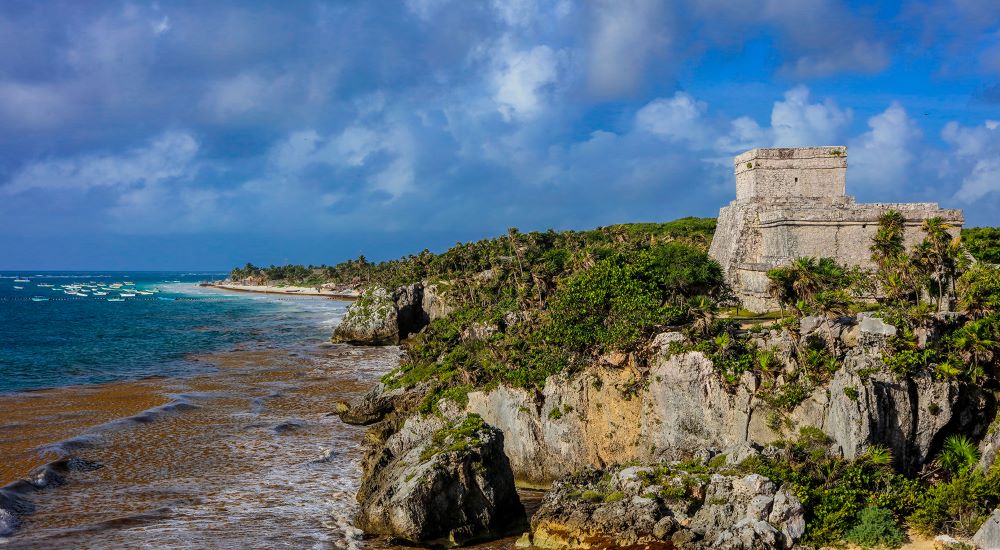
[332,287,400,345]
[334,379,426,426]
[522,465,803,549]
[464,318,973,484]
[355,414,526,547]
[333,283,454,345]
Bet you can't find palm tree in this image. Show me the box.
[935,435,980,476]
[919,217,956,310]
[958,264,1000,319]
[950,319,997,383]
[871,210,906,269]
[790,257,824,305]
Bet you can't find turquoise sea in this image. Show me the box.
[0,271,346,393]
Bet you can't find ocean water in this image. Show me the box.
[0,271,345,393]
[0,271,396,547]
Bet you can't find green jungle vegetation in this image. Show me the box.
[231,216,1000,547]
[962,226,1000,264]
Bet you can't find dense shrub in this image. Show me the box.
[547,244,726,352]
[957,264,1000,319]
[908,467,1000,537]
[962,227,1000,264]
[741,432,923,546]
[844,507,906,549]
[766,257,861,315]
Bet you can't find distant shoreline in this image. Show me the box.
[202,281,360,300]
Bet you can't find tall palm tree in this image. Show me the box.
[950,320,997,383]
[790,257,823,305]
[920,217,956,310]
[871,210,906,269]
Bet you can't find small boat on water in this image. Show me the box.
[31,296,49,302]
[94,291,108,296]
[107,298,125,302]
[157,296,176,301]
[13,286,23,290]
[120,293,136,297]
[13,278,29,283]
[37,283,53,287]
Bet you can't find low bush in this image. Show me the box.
[844,507,906,549]
[908,467,1000,537]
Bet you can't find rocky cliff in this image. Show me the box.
[462,318,985,486]
[336,293,999,547]
[355,413,525,546]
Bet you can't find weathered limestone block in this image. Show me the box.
[974,509,1000,550]
[356,414,526,546]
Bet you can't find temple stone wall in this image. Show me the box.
[710,147,964,312]
[735,147,846,200]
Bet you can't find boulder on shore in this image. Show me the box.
[332,283,452,345]
[332,287,400,345]
[355,414,526,547]
[334,380,427,426]
[523,464,803,549]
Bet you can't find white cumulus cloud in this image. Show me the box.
[944,121,1000,203]
[4,131,199,194]
[771,85,852,146]
[493,44,560,120]
[849,102,922,190]
[635,92,709,145]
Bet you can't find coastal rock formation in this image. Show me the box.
[332,282,454,345]
[978,414,1000,471]
[522,466,803,549]
[355,414,526,547]
[463,319,973,484]
[708,147,964,311]
[332,287,400,345]
[334,379,425,426]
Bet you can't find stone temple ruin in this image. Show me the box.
[708,147,964,312]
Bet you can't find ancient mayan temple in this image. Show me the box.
[709,147,964,312]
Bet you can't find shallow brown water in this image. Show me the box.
[3,344,398,549]
[0,340,544,549]
[0,379,170,487]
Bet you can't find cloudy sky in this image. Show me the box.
[2,0,999,270]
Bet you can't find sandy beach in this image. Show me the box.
[205,282,360,299]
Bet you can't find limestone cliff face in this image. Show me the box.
[466,321,978,485]
[524,467,805,549]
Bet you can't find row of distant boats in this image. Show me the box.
[8,278,180,302]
